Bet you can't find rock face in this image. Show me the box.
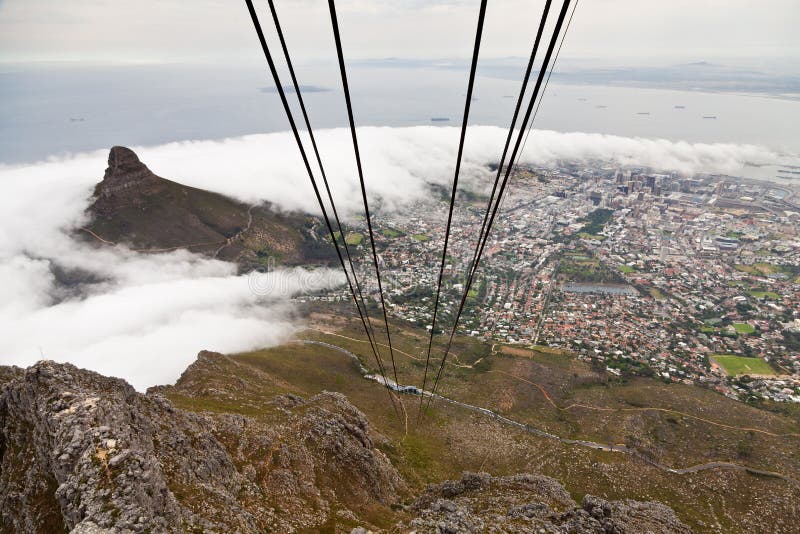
[0,356,691,533]
[400,472,692,533]
[91,146,163,217]
[0,359,405,533]
[85,147,335,266]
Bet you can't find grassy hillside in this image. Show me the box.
[161,311,800,533]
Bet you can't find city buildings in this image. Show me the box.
[303,162,800,403]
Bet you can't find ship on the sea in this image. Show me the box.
[636,112,650,115]
[703,115,717,119]
[430,117,450,122]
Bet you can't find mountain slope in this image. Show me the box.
[0,356,692,533]
[0,357,406,533]
[84,146,335,266]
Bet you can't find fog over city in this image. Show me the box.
[0,125,781,388]
[2,2,800,531]
[0,0,797,389]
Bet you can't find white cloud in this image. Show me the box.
[1,268,339,391]
[135,126,777,216]
[0,125,778,389]
[0,143,347,390]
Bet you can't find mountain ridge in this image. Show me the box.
[83,146,335,267]
[0,355,692,533]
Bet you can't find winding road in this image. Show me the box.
[213,205,255,258]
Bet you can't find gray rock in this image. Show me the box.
[0,358,405,533]
[70,520,115,533]
[399,472,692,533]
[0,356,692,534]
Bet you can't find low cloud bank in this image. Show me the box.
[0,126,777,389]
[0,148,346,390]
[136,126,777,217]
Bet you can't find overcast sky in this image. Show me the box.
[0,0,798,68]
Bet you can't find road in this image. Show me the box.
[214,205,255,258]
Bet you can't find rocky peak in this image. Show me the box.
[82,145,334,265]
[106,146,146,177]
[92,147,162,213]
[0,357,406,533]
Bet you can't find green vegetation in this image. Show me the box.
[618,265,636,274]
[578,232,605,241]
[577,208,614,236]
[411,234,430,242]
[381,228,401,238]
[753,262,782,275]
[649,288,666,300]
[734,264,758,275]
[557,249,624,284]
[735,263,787,276]
[783,330,800,352]
[605,358,656,379]
[712,354,775,376]
[732,323,756,335]
[748,290,781,300]
[161,308,800,532]
[345,232,364,246]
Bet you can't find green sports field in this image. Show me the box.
[344,232,364,245]
[732,323,755,334]
[712,354,775,376]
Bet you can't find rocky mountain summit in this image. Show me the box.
[0,358,404,532]
[0,356,691,533]
[84,146,335,266]
[90,146,165,217]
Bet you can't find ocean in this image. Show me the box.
[1,62,799,183]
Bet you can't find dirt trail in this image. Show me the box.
[80,204,255,255]
[81,227,226,253]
